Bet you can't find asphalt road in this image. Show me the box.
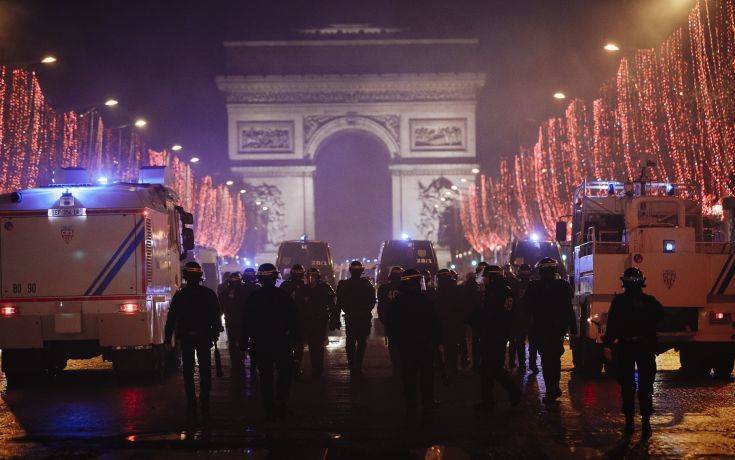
[1,324,734,458]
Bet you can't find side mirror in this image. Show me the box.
[182,227,195,251]
[555,221,568,242]
[180,212,194,226]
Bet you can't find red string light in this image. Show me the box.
[462,0,735,255]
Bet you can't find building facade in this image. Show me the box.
[217,25,486,264]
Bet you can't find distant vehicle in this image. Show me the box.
[566,172,735,378]
[509,237,568,279]
[188,246,220,292]
[376,239,438,285]
[0,166,195,382]
[276,239,336,287]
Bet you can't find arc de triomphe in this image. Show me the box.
[217,25,485,265]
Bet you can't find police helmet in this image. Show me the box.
[621,267,646,288]
[483,264,503,279]
[242,267,257,282]
[389,266,404,282]
[257,263,279,284]
[401,268,423,288]
[182,261,204,283]
[290,264,305,278]
[536,257,559,278]
[349,260,364,275]
[518,263,533,277]
[306,267,321,280]
[229,271,242,281]
[475,261,490,274]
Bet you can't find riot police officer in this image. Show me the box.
[386,268,441,414]
[219,271,247,372]
[603,268,663,437]
[465,262,489,372]
[335,260,376,377]
[280,264,306,297]
[526,257,576,404]
[377,266,404,376]
[164,262,223,418]
[468,265,521,411]
[244,263,300,421]
[240,268,260,379]
[512,264,535,372]
[435,269,470,381]
[294,268,335,377]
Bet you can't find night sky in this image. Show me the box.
[2,0,695,177]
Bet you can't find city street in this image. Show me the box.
[1,324,734,458]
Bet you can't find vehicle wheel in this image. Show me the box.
[679,347,711,378]
[712,348,735,380]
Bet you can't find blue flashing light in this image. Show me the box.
[97,176,108,185]
[663,240,676,253]
[529,233,540,243]
[471,260,478,267]
[400,232,411,241]
[607,183,616,195]
[666,184,676,196]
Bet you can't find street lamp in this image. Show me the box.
[104,98,119,107]
[40,55,57,64]
[171,144,183,151]
[189,157,200,164]
[239,189,246,194]
[225,180,234,186]
[603,42,620,52]
[471,167,480,174]
[553,92,567,100]
[134,118,147,128]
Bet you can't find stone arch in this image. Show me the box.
[305,115,400,159]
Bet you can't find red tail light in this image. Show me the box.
[119,303,140,314]
[709,311,731,324]
[0,305,17,317]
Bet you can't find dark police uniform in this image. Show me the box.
[526,277,576,400]
[377,279,403,374]
[244,285,300,417]
[509,274,533,370]
[165,283,222,412]
[387,287,441,410]
[468,279,521,408]
[293,280,335,375]
[219,279,250,371]
[604,290,664,419]
[435,281,471,378]
[335,276,376,374]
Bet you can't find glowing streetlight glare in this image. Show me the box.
[104,98,119,107]
[471,167,480,174]
[604,42,620,52]
[553,92,567,100]
[41,55,57,64]
[189,156,200,163]
[225,180,234,186]
[239,189,246,194]
[171,144,183,151]
[134,118,147,128]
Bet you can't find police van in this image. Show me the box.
[276,238,336,287]
[565,171,735,378]
[376,239,438,285]
[0,167,194,382]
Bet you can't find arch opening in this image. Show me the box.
[314,130,392,262]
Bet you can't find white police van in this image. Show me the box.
[0,167,194,382]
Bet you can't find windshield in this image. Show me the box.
[638,201,680,227]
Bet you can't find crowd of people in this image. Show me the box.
[163,257,663,437]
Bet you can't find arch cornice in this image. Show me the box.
[305,115,400,159]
